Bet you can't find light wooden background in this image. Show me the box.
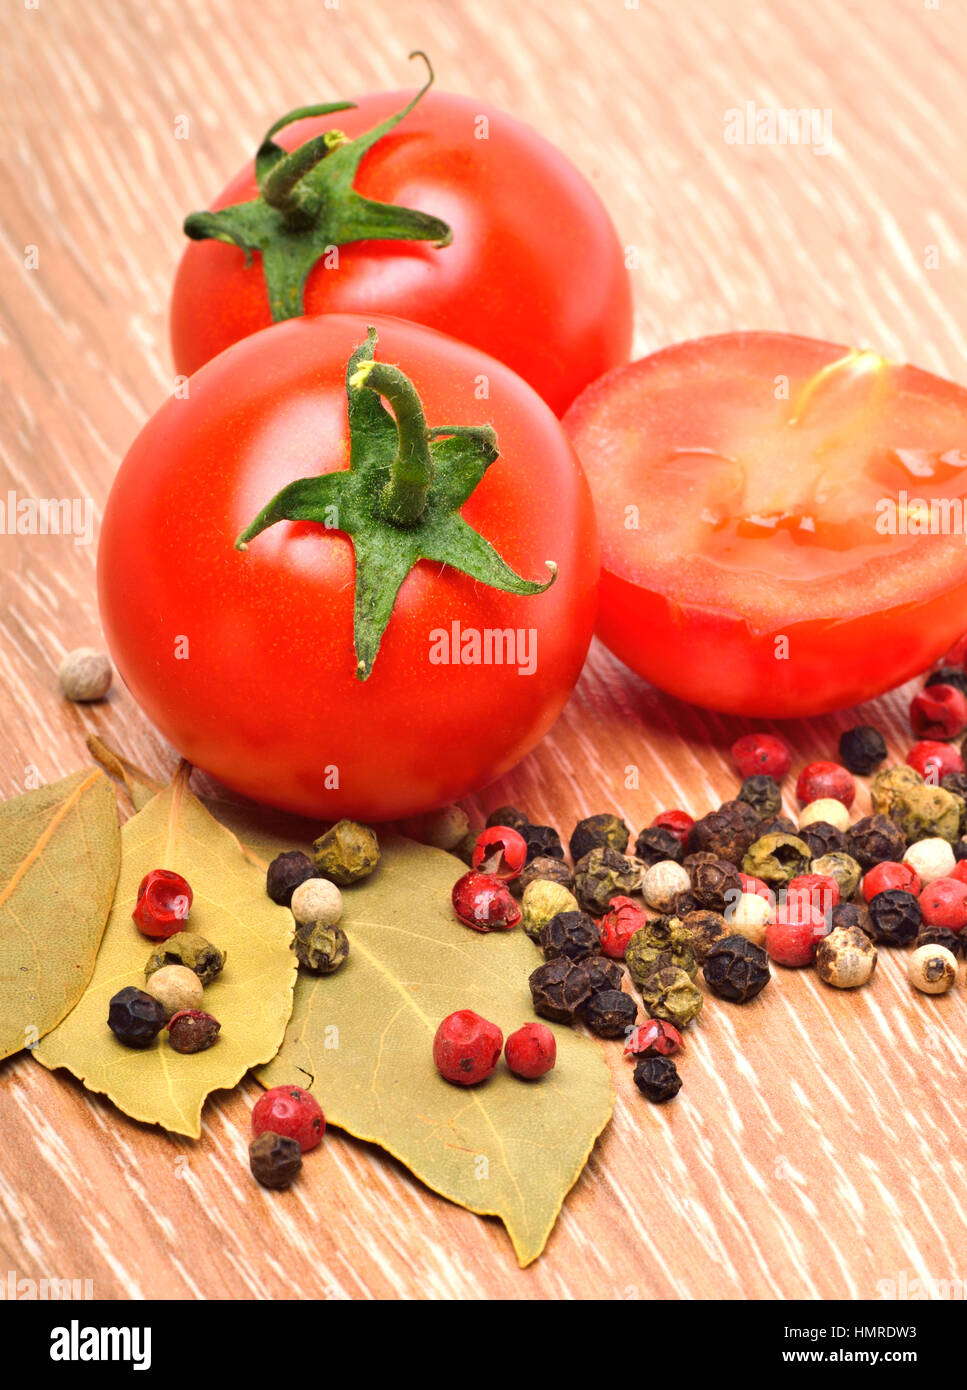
[3,0,967,1300]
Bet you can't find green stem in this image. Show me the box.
[260,133,334,229]
[349,360,435,526]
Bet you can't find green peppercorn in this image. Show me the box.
[838,725,887,776]
[520,880,580,943]
[845,814,906,870]
[636,961,703,1028]
[311,821,380,884]
[888,785,962,844]
[570,813,630,863]
[584,989,638,1038]
[486,805,529,832]
[540,910,601,962]
[633,1055,682,1102]
[634,826,685,867]
[690,857,743,913]
[737,775,782,820]
[810,851,862,902]
[295,922,350,974]
[249,1131,302,1190]
[625,921,697,981]
[572,847,641,915]
[680,909,730,962]
[870,765,923,818]
[742,833,812,887]
[529,957,592,1023]
[798,821,848,860]
[941,775,967,831]
[144,931,226,986]
[518,856,574,893]
[702,935,770,1003]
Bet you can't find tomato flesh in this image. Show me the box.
[564,332,967,716]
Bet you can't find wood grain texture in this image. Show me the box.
[2,0,966,1299]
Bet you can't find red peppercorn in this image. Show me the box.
[623,1018,683,1058]
[451,870,521,932]
[907,740,965,782]
[740,872,774,903]
[795,762,855,809]
[504,1022,557,1079]
[787,873,840,912]
[943,632,967,668]
[919,877,967,932]
[433,1010,503,1086]
[471,826,527,880]
[598,895,648,959]
[649,810,694,847]
[951,860,967,888]
[132,869,193,940]
[910,684,967,741]
[862,861,919,901]
[767,881,830,966]
[731,733,792,781]
[251,1085,325,1152]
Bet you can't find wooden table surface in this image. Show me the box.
[3,0,967,1300]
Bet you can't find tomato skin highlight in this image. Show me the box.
[171,89,632,416]
[98,314,599,821]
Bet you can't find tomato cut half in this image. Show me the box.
[564,332,967,717]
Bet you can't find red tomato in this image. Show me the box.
[564,332,967,716]
[98,314,599,820]
[170,85,632,416]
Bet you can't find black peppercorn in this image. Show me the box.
[838,724,888,776]
[680,909,730,962]
[518,856,574,893]
[683,850,719,874]
[703,935,771,1003]
[942,773,967,812]
[486,805,529,831]
[867,889,921,946]
[926,667,967,698]
[798,820,848,860]
[584,989,638,1038]
[584,955,625,994]
[685,809,755,866]
[540,910,601,962]
[669,889,699,917]
[570,813,630,863]
[757,815,798,837]
[634,825,684,866]
[633,1055,682,1103]
[529,957,592,1022]
[846,814,906,871]
[266,850,316,906]
[690,858,743,914]
[954,835,967,863]
[107,986,167,1048]
[916,925,963,958]
[522,824,565,863]
[249,1131,302,1190]
[573,847,641,914]
[719,798,762,830]
[737,776,782,820]
[830,901,873,937]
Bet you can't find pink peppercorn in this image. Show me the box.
[731,733,792,781]
[919,878,967,932]
[906,740,965,782]
[251,1085,325,1152]
[504,1022,557,1079]
[649,810,694,847]
[598,895,648,959]
[951,861,967,888]
[433,1010,503,1086]
[471,826,527,880]
[787,873,840,913]
[740,872,773,903]
[132,869,193,940]
[862,861,920,901]
[910,684,967,741]
[451,871,521,932]
[623,1019,683,1058]
[795,762,855,809]
[767,881,830,966]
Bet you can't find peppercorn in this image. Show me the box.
[904,837,956,885]
[584,988,638,1038]
[685,810,755,866]
[295,922,350,974]
[838,724,887,775]
[911,684,967,741]
[144,964,204,1019]
[249,1131,302,1189]
[830,901,872,936]
[584,955,626,994]
[846,814,906,870]
[816,925,877,988]
[683,850,720,874]
[107,986,167,1048]
[919,876,967,930]
[891,785,962,843]
[650,810,693,847]
[796,762,856,809]
[668,888,698,917]
[471,825,527,880]
[624,1018,683,1058]
[521,824,565,864]
[411,804,470,851]
[742,833,812,888]
[486,805,529,831]
[58,646,113,702]
[916,925,963,958]
[145,931,226,986]
[956,835,967,863]
[540,910,601,962]
[765,895,827,967]
[726,891,772,947]
[570,813,630,864]
[690,857,743,913]
[737,775,782,820]
[633,1055,682,1103]
[799,821,848,860]
[636,961,703,1027]
[757,814,799,837]
[167,1009,221,1053]
[926,666,967,698]
[572,847,641,915]
[642,859,691,912]
[518,856,574,894]
[625,921,697,982]
[907,943,957,995]
[810,851,861,902]
[132,868,193,940]
[290,877,343,928]
[252,1085,326,1151]
[520,880,579,943]
[864,860,919,900]
[941,772,967,815]
[871,764,924,817]
[452,870,522,932]
[504,1022,556,1079]
[529,957,593,1023]
[731,732,792,781]
[453,830,479,867]
[433,1010,503,1085]
[312,820,380,884]
[703,935,770,1003]
[266,851,316,907]
[598,896,648,958]
[798,798,851,834]
[867,888,922,946]
[680,909,730,962]
[634,825,685,867]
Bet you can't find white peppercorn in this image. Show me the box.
[642,860,691,913]
[144,964,205,1019]
[725,890,773,947]
[420,805,470,851]
[903,837,956,886]
[908,943,957,995]
[816,925,877,988]
[290,877,344,928]
[58,647,113,702]
[799,797,851,833]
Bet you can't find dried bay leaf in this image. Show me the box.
[35,770,297,1137]
[258,833,614,1266]
[0,770,120,1061]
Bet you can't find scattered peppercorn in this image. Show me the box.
[453,830,479,867]
[703,935,770,1003]
[433,1010,503,1086]
[846,814,906,871]
[144,963,204,1019]
[867,889,922,946]
[910,684,967,741]
[486,805,529,831]
[266,851,316,907]
[689,857,742,914]
[799,821,848,860]
[907,943,957,995]
[642,859,691,912]
[636,961,703,1027]
[891,785,962,843]
[871,765,923,817]
[737,775,782,820]
[252,1085,325,1151]
[810,851,861,902]
[471,825,527,880]
[816,925,877,988]
[625,921,697,981]
[623,1018,683,1058]
[742,833,812,888]
[919,877,967,931]
[904,836,956,885]
[685,809,755,866]
[410,804,470,852]
[916,925,963,958]
[941,773,967,822]
[452,870,522,932]
[926,666,967,698]
[572,847,641,915]
[107,986,167,1048]
[521,824,565,864]
[765,893,827,968]
[518,856,574,893]
[570,813,630,863]
[633,1055,682,1102]
[598,895,648,958]
[830,901,872,937]
[290,877,343,928]
[529,957,592,1023]
[906,741,965,785]
[680,909,730,962]
[798,798,851,834]
[584,955,625,994]
[796,761,855,809]
[650,810,694,847]
[584,988,638,1038]
[731,732,791,781]
[312,820,380,885]
[838,724,888,776]
[167,1009,221,1053]
[58,646,113,702]
[520,879,579,943]
[862,861,919,900]
[132,868,193,940]
[758,815,799,837]
[249,1132,302,1190]
[727,891,772,947]
[504,1022,556,1079]
[295,922,349,973]
[540,910,601,962]
[144,932,225,986]
[634,824,685,866]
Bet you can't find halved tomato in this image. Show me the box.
[564,332,967,717]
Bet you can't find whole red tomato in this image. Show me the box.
[99,314,599,820]
[170,59,632,416]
